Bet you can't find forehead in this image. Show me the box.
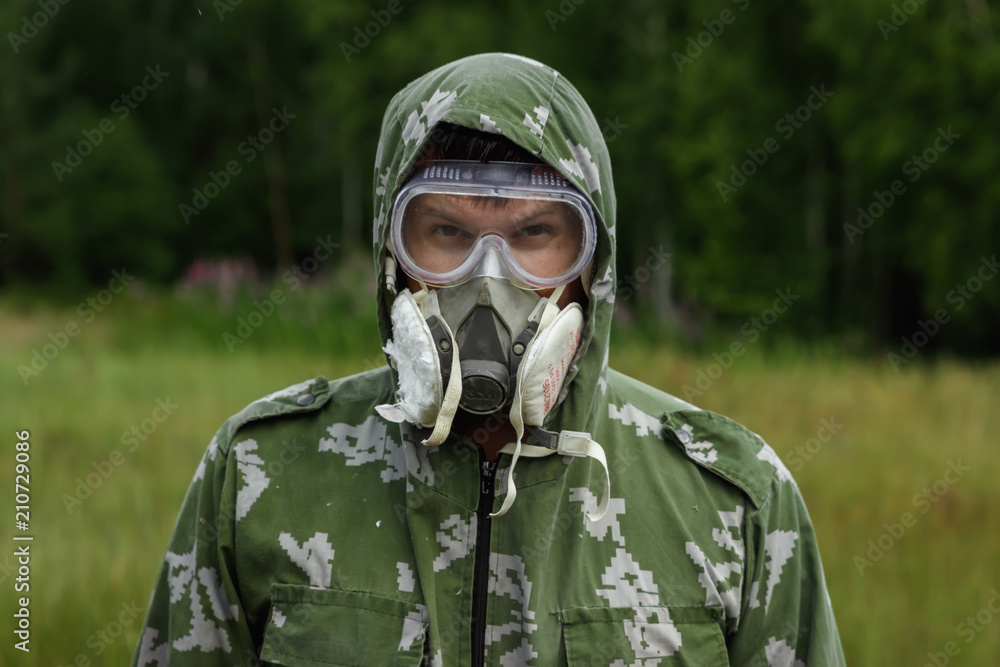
[412,193,571,221]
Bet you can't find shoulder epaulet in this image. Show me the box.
[214,377,333,456]
[660,409,793,509]
[604,368,790,507]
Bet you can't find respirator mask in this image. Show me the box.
[377,160,610,520]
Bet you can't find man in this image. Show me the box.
[135,53,844,666]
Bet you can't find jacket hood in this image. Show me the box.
[372,52,617,436]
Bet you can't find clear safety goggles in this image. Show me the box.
[389,160,597,290]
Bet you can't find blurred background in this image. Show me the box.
[1,0,998,664]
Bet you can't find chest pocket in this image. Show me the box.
[259,584,427,666]
[560,605,730,667]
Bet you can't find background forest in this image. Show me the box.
[1,0,997,354]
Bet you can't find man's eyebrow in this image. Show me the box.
[415,202,468,226]
[509,202,567,226]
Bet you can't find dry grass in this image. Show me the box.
[1,303,998,665]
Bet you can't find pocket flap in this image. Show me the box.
[560,605,728,666]
[260,584,427,666]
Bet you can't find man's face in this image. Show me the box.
[400,193,587,308]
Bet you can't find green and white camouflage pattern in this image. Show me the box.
[135,53,844,666]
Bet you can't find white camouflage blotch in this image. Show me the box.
[765,637,806,667]
[748,581,761,609]
[136,627,169,666]
[597,548,682,660]
[591,265,615,304]
[278,531,336,588]
[500,637,539,667]
[199,567,237,622]
[398,604,429,651]
[684,507,744,627]
[172,582,233,654]
[486,554,538,660]
[631,606,683,661]
[319,415,405,482]
[609,403,662,438]
[165,547,195,603]
[569,487,625,546]
[432,514,474,572]
[402,88,457,146]
[597,548,658,607]
[523,106,549,137]
[559,138,602,194]
[271,610,286,628]
[480,114,500,133]
[597,347,610,394]
[193,436,219,483]
[234,439,269,522]
[397,562,416,592]
[163,548,233,654]
[764,530,799,612]
[757,442,794,483]
[259,379,314,403]
[681,427,719,465]
[373,204,385,245]
[714,505,745,556]
[401,428,436,487]
[685,543,741,608]
[375,167,391,197]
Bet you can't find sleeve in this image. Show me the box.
[727,474,846,666]
[132,432,259,666]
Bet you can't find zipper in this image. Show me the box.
[470,454,497,667]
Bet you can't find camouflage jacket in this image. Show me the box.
[135,53,844,666]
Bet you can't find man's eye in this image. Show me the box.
[520,224,552,238]
[433,225,467,237]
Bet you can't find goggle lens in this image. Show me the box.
[390,161,597,289]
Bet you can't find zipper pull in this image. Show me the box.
[480,459,497,495]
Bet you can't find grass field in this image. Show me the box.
[1,293,998,666]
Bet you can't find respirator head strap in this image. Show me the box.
[425,315,454,387]
[508,320,539,382]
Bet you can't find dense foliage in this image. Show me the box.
[1,0,997,354]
